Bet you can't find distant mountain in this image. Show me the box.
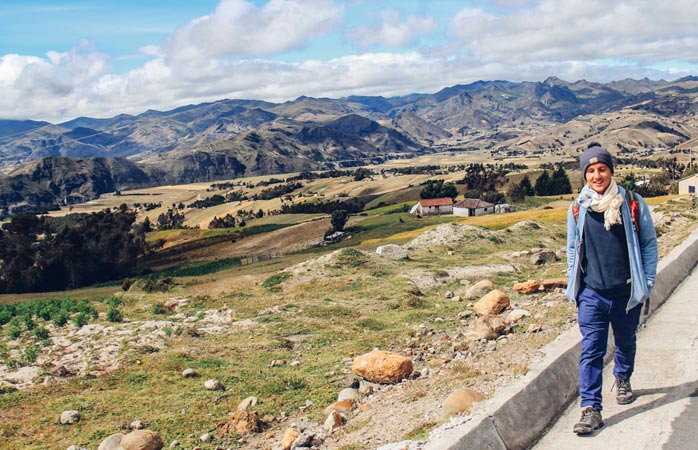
[1,76,697,213]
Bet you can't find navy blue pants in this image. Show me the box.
[578,287,642,411]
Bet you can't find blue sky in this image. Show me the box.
[1,0,697,122]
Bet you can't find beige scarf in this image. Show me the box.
[586,179,623,230]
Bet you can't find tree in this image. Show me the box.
[519,175,534,196]
[550,166,572,195]
[330,210,349,232]
[420,179,458,200]
[535,170,551,196]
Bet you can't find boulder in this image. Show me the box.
[98,433,124,450]
[119,430,164,450]
[465,280,494,300]
[60,410,81,425]
[542,278,568,290]
[237,396,258,411]
[530,250,557,265]
[204,379,222,390]
[376,244,408,260]
[513,280,541,294]
[181,368,197,378]
[505,309,530,324]
[280,426,299,450]
[351,350,413,384]
[443,389,485,416]
[323,410,344,432]
[473,289,509,316]
[483,315,507,335]
[217,411,262,435]
[337,388,360,402]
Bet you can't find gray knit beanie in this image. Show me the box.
[580,142,614,175]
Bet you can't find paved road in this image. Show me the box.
[532,266,698,450]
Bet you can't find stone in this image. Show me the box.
[323,410,344,432]
[337,388,360,402]
[199,433,212,442]
[237,396,258,411]
[67,446,89,450]
[464,320,499,341]
[541,278,568,290]
[375,244,408,260]
[473,289,510,316]
[181,368,197,378]
[443,388,485,416]
[530,250,557,265]
[351,350,413,384]
[60,410,81,425]
[168,441,180,448]
[98,433,124,450]
[324,399,355,416]
[119,430,164,450]
[204,379,222,390]
[505,309,530,324]
[445,290,454,299]
[484,315,507,335]
[465,280,494,300]
[130,420,146,430]
[513,280,541,294]
[218,411,262,435]
[280,426,299,450]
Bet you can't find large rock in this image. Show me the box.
[465,280,494,300]
[280,426,299,450]
[530,250,557,265]
[542,278,568,290]
[119,430,164,450]
[473,289,510,316]
[443,388,485,416]
[351,350,413,384]
[60,410,81,425]
[513,280,541,294]
[505,309,530,324]
[217,411,262,435]
[376,244,408,260]
[98,433,124,450]
[237,396,258,411]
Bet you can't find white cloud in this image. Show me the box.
[448,0,698,65]
[349,9,437,48]
[160,0,343,62]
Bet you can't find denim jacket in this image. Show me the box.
[566,185,658,312]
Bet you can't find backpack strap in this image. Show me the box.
[624,189,650,315]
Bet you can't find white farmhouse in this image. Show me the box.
[453,199,495,217]
[410,198,454,216]
[678,174,698,195]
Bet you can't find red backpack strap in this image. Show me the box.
[572,201,580,224]
[626,190,640,232]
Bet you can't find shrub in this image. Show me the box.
[262,272,292,290]
[6,326,21,339]
[20,346,40,365]
[106,296,124,308]
[72,312,89,328]
[152,304,165,315]
[52,311,69,327]
[33,327,49,340]
[106,308,123,323]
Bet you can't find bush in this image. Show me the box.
[6,326,21,339]
[72,312,89,328]
[20,345,40,365]
[262,272,292,290]
[33,327,49,340]
[106,308,123,323]
[52,311,69,327]
[152,304,165,315]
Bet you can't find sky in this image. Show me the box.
[1,0,697,123]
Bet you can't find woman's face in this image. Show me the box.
[585,162,612,194]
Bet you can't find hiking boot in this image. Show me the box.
[573,406,603,435]
[614,378,635,404]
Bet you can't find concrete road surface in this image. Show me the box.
[532,266,698,450]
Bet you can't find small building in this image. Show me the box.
[410,198,454,216]
[678,174,698,194]
[453,199,495,217]
[495,203,514,214]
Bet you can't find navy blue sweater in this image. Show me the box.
[582,210,631,293]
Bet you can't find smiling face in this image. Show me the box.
[585,162,613,194]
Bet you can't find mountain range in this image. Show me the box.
[1,76,697,213]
